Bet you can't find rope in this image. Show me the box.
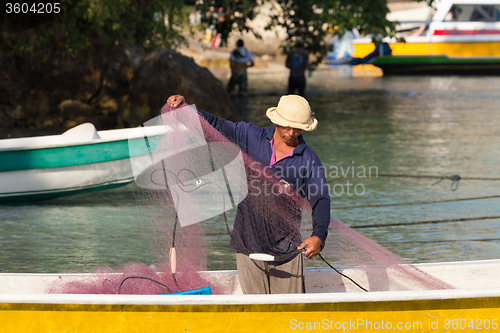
[352,215,500,229]
[381,237,500,245]
[118,276,172,294]
[327,173,500,182]
[326,172,500,191]
[378,174,500,181]
[204,209,500,236]
[331,194,500,209]
[378,174,475,191]
[318,254,369,292]
[326,177,347,184]
[171,213,182,292]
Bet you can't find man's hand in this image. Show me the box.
[298,236,322,259]
[167,95,186,109]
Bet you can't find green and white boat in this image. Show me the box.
[0,123,164,202]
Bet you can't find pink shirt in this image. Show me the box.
[270,139,294,166]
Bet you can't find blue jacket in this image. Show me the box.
[198,109,331,265]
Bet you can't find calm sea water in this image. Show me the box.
[1,66,500,273]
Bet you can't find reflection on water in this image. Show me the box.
[0,188,153,273]
[1,67,500,273]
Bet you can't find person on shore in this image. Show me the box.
[286,40,312,97]
[227,39,254,97]
[166,94,330,294]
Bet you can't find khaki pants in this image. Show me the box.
[236,252,305,294]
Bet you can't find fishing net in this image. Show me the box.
[48,102,452,295]
[315,219,452,292]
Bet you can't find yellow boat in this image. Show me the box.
[1,259,500,332]
[352,0,500,75]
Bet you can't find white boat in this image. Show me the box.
[342,0,500,74]
[0,123,164,202]
[0,259,499,332]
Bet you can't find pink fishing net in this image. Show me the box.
[317,219,452,291]
[48,102,452,295]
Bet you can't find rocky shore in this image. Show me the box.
[0,43,240,131]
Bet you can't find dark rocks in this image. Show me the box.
[125,48,237,127]
[0,44,238,131]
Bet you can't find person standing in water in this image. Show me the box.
[166,94,330,294]
[286,40,312,97]
[227,39,255,97]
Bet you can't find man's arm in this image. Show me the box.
[247,51,255,68]
[197,109,238,142]
[305,53,313,71]
[285,52,292,69]
[166,95,238,144]
[298,161,331,258]
[230,59,237,74]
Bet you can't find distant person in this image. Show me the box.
[204,25,215,48]
[286,40,312,97]
[227,39,254,97]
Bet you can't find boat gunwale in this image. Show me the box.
[2,259,500,306]
[0,126,168,152]
[1,287,500,307]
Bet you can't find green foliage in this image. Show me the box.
[1,0,187,57]
[195,0,261,42]
[197,0,395,65]
[268,0,395,64]
[1,0,397,62]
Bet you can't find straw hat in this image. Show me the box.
[266,95,318,131]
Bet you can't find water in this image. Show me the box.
[1,66,500,273]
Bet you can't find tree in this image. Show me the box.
[1,0,187,57]
[193,0,261,43]
[274,0,394,64]
[1,0,396,63]
[198,0,395,65]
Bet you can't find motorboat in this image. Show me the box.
[336,0,500,74]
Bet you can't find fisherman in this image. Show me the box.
[227,39,255,97]
[165,94,330,294]
[285,40,312,97]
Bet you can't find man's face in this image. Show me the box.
[276,125,303,146]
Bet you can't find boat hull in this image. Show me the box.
[0,159,134,202]
[1,289,499,332]
[0,124,165,202]
[353,41,500,59]
[372,55,500,75]
[0,139,136,202]
[347,1,500,75]
[1,260,500,332]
